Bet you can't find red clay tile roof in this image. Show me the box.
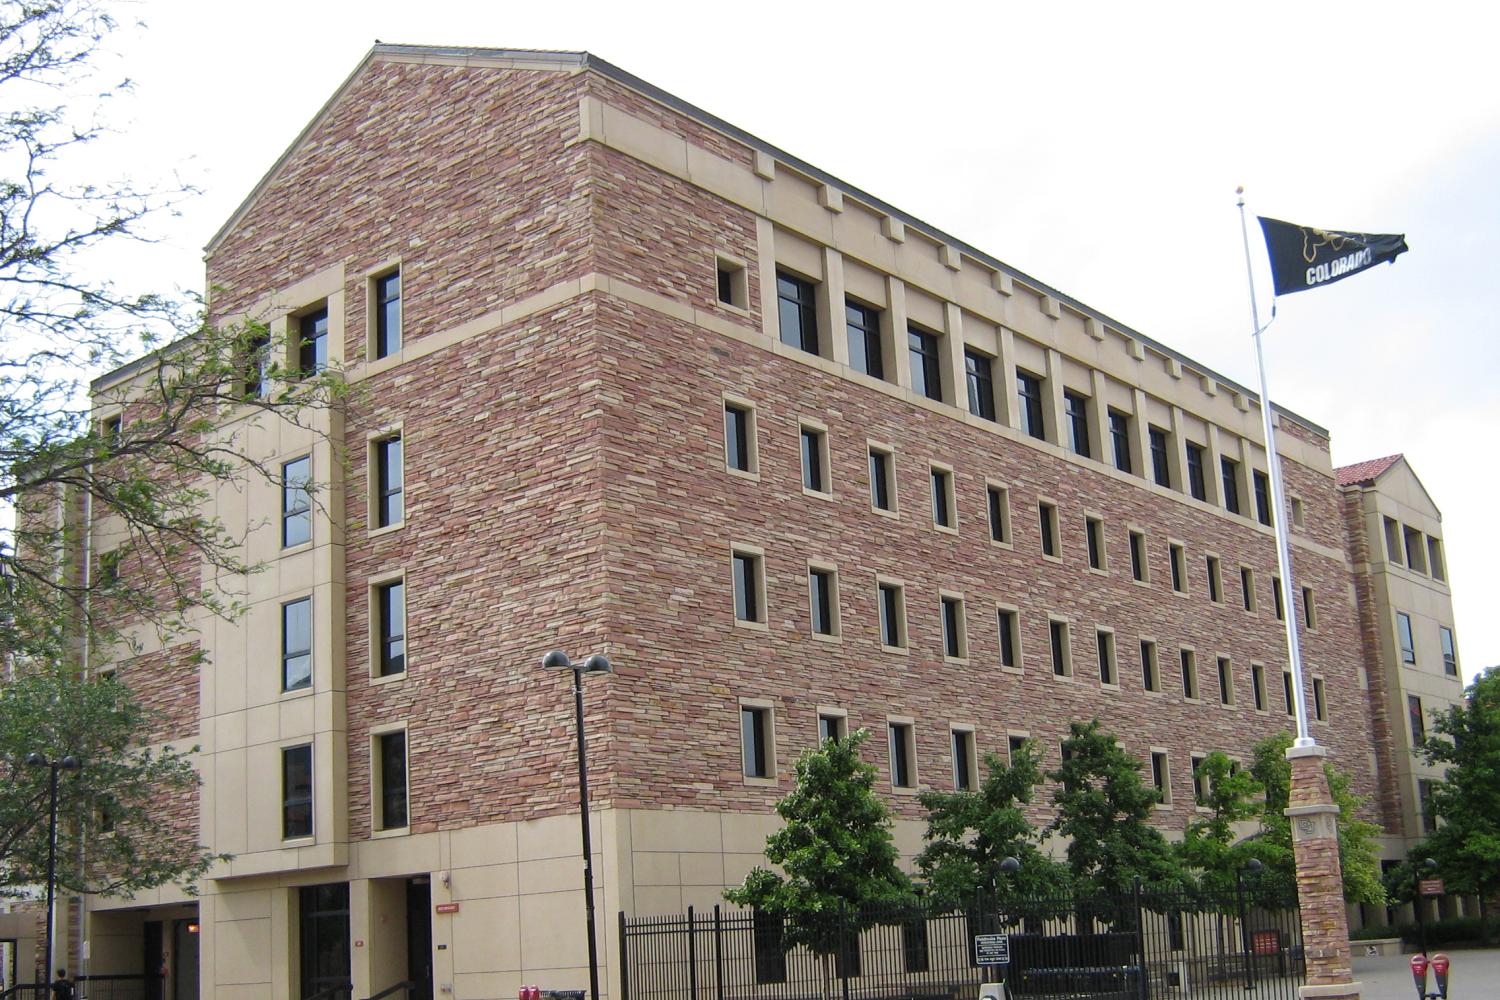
[1335,454,1402,487]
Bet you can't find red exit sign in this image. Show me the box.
[435,902,460,914]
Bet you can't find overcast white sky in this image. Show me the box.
[78,0,1498,678]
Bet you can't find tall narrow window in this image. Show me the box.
[725,402,755,474]
[1141,640,1160,692]
[1251,664,1267,711]
[1185,443,1207,501]
[240,331,271,398]
[808,567,837,637]
[282,744,314,839]
[1049,619,1071,677]
[376,730,408,830]
[1396,612,1416,663]
[930,467,955,529]
[732,550,763,624]
[1384,517,1403,562]
[1109,411,1132,473]
[742,706,772,778]
[1312,677,1327,722]
[878,581,906,649]
[373,269,402,360]
[1170,543,1186,594]
[869,446,895,512]
[1404,526,1428,572]
[1301,587,1317,629]
[776,272,819,354]
[1191,755,1209,804]
[298,307,329,376]
[965,349,996,421]
[1440,626,1457,676]
[1148,426,1171,487]
[376,580,406,677]
[1254,470,1273,526]
[1418,780,1437,834]
[952,729,976,791]
[1097,630,1117,685]
[1039,502,1059,558]
[1221,457,1241,514]
[1283,671,1296,716]
[997,609,1019,669]
[1272,578,1285,620]
[716,257,748,308]
[800,425,829,494]
[1408,695,1425,743]
[282,597,313,692]
[1241,567,1257,612]
[1428,537,1446,581]
[908,327,942,401]
[1150,751,1170,803]
[282,455,312,548]
[1217,657,1233,705]
[1180,648,1198,700]
[374,435,404,528]
[846,300,884,380]
[1206,556,1222,603]
[1129,531,1147,583]
[1085,516,1105,571]
[987,485,1011,543]
[889,722,915,788]
[941,596,966,659]
[1063,391,1091,458]
[1017,370,1045,440]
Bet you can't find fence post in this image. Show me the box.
[617,911,630,1000]
[713,904,725,1000]
[1132,879,1148,1000]
[688,906,698,1000]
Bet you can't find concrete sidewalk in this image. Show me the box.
[1351,947,1499,1000]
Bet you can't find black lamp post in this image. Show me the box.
[1413,857,1437,957]
[1235,858,1264,990]
[24,752,81,982]
[542,650,613,1000]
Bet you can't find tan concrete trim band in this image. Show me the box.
[1285,804,1341,817]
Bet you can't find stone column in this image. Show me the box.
[1285,744,1361,1000]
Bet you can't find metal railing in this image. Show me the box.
[365,980,421,1000]
[78,974,163,1000]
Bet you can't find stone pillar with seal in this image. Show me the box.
[1285,744,1361,1000]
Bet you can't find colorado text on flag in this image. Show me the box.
[1258,216,1408,296]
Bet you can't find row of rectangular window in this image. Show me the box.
[278,577,407,692]
[1395,612,1459,676]
[280,435,404,550]
[280,728,408,841]
[1383,516,1447,582]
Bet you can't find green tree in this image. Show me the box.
[0,0,345,898]
[725,730,913,1000]
[1174,751,1267,896]
[915,741,1068,907]
[1047,720,1189,902]
[1249,731,1385,904]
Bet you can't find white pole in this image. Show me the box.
[1236,188,1314,748]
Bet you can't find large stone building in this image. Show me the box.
[68,45,1464,1000]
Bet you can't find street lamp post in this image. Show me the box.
[24,752,81,982]
[542,650,613,1000]
[1235,858,1265,991]
[1412,858,1437,957]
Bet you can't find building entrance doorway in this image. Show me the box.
[406,878,433,1000]
[171,919,200,1000]
[300,883,351,999]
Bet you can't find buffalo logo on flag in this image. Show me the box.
[1258,216,1408,296]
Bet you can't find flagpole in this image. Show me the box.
[1237,187,1314,748]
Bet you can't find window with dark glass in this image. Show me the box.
[1097,630,1116,685]
[1181,648,1198,699]
[1408,695,1425,743]
[1273,578,1285,620]
[1050,619,1070,676]
[1396,612,1415,663]
[1418,779,1437,834]
[717,258,748,309]
[298,307,329,376]
[376,580,406,677]
[1302,586,1317,629]
[1007,734,1027,762]
[299,883,350,999]
[374,269,402,360]
[1129,531,1146,582]
[998,609,1018,668]
[742,706,771,778]
[987,485,1010,543]
[1017,370,1045,440]
[1241,567,1256,611]
[818,714,846,744]
[377,730,408,829]
[952,729,975,790]
[1252,664,1267,711]
[1040,502,1058,558]
[889,723,914,787]
[1206,556,1222,603]
[282,743,313,838]
[908,327,942,401]
[1148,426,1171,487]
[753,912,787,985]
[1218,657,1233,705]
[1221,457,1241,514]
[1312,677,1326,722]
[869,448,894,511]
[941,596,964,658]
[1283,671,1296,716]
[1185,442,1207,501]
[1254,470,1273,526]
[1192,755,1209,804]
[800,426,827,493]
[1440,626,1457,676]
[1428,537,1447,581]
[809,568,835,636]
[878,582,904,648]
[846,300,884,379]
[931,468,954,528]
[1086,517,1104,570]
[902,910,931,973]
[1064,391,1091,458]
[733,552,761,623]
[1109,410,1132,473]
[282,455,312,548]
[1141,640,1160,692]
[282,597,312,692]
[776,272,819,354]
[1170,543,1185,593]
[375,435,403,528]
[240,330,271,398]
[1150,752,1169,801]
[964,349,996,421]
[724,403,752,473]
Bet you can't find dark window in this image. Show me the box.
[1218,657,1232,705]
[1206,556,1222,603]
[1141,640,1160,692]
[1130,531,1146,582]
[908,327,942,401]
[965,349,996,421]
[282,744,314,838]
[298,307,329,376]
[377,580,406,676]
[901,911,931,973]
[377,730,408,829]
[1064,391,1091,457]
[717,266,734,304]
[1241,567,1255,611]
[1185,442,1207,501]
[1408,695,1425,744]
[889,723,914,787]
[1007,735,1027,761]
[375,435,403,528]
[776,272,819,354]
[1151,752,1168,799]
[931,468,953,528]
[240,331,271,398]
[941,596,963,658]
[1192,756,1209,804]
[809,569,834,636]
[717,259,747,309]
[1149,426,1171,487]
[1252,664,1267,711]
[879,583,903,647]
[800,427,826,492]
[846,300,884,380]
[282,456,312,548]
[1440,626,1457,676]
[952,729,974,790]
[1109,411,1132,473]
[1086,517,1104,570]
[733,553,760,623]
[1313,677,1327,722]
[1254,470,1273,526]
[282,597,313,692]
[1273,578,1285,621]
[1428,538,1447,581]
[987,486,1009,543]
[1017,370,1045,440]
[753,912,787,985]
[1097,630,1116,685]
[818,714,845,744]
[724,403,752,473]
[1418,780,1437,834]
[1170,543,1185,593]
[374,269,402,359]
[1221,457,1241,514]
[1302,587,1317,629]
[742,706,771,778]
[1050,620,1069,676]
[869,449,893,511]
[298,883,350,1000]
[1040,503,1058,557]
[1397,612,1416,663]
[1181,648,1198,699]
[998,609,1018,668]
[1283,671,1296,716]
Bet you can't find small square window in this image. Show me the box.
[1217,656,1233,706]
[282,455,312,548]
[878,579,907,650]
[869,444,896,513]
[1251,663,1268,712]
[1240,567,1257,612]
[1180,648,1198,700]
[1206,556,1222,604]
[374,578,406,677]
[930,465,956,530]
[724,399,759,476]
[951,728,977,791]
[732,548,767,626]
[987,484,1011,544]
[282,596,313,692]
[776,270,820,355]
[282,743,314,840]
[716,256,749,310]
[371,267,402,360]
[888,721,916,788]
[1096,630,1117,686]
[1312,677,1327,722]
[374,729,409,831]
[742,704,775,779]
[1085,516,1106,572]
[1141,640,1161,692]
[1039,501,1060,559]
[297,306,330,377]
[818,712,848,745]
[1169,542,1186,594]
[1129,530,1148,583]
[372,434,404,529]
[1150,751,1171,804]
[997,607,1020,670]
[808,565,840,638]
[1006,734,1028,763]
[1049,618,1072,677]
[800,423,831,495]
[1396,611,1416,664]
[941,594,967,660]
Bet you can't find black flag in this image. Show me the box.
[1258,216,1408,296]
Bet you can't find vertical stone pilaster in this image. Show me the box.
[1286,744,1362,1000]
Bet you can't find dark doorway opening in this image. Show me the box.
[406,878,433,1000]
[143,921,164,1000]
[299,883,351,999]
[171,918,200,1000]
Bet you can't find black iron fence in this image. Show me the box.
[620,886,1305,1000]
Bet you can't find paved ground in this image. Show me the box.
[1350,947,1500,1000]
